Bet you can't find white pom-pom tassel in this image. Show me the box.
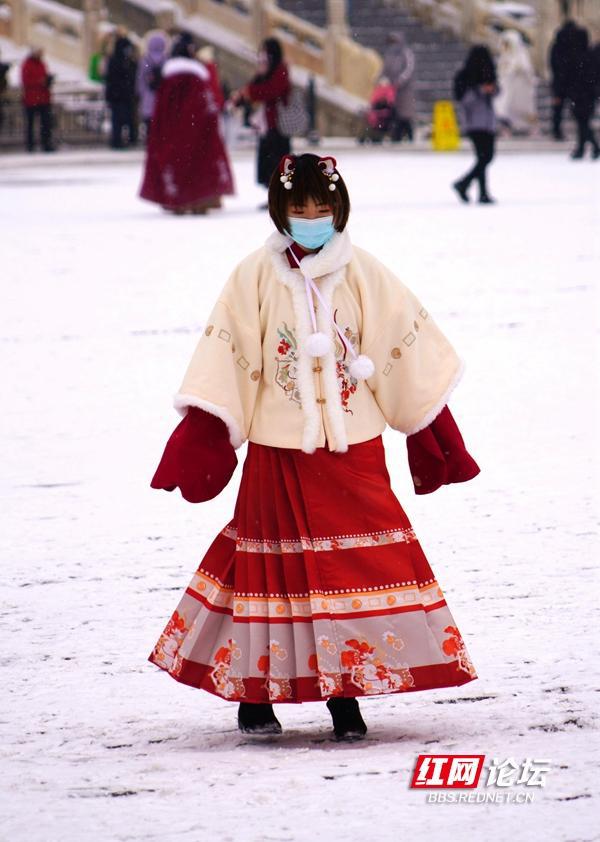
[284,181,293,190]
[349,354,375,380]
[304,332,332,357]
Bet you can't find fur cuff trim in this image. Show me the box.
[162,58,210,81]
[265,228,353,280]
[404,359,466,436]
[173,394,244,449]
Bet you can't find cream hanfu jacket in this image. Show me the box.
[173,229,464,455]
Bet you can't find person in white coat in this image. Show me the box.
[495,30,537,135]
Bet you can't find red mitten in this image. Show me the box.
[428,406,480,485]
[406,424,449,495]
[151,407,237,503]
[406,405,480,495]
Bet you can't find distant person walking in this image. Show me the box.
[139,32,234,215]
[566,26,599,159]
[105,34,138,149]
[548,19,580,140]
[136,30,169,137]
[21,48,54,152]
[495,30,537,135]
[230,37,291,206]
[382,32,416,142]
[452,45,499,204]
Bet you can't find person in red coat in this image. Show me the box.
[139,32,235,215]
[231,37,291,205]
[21,48,54,152]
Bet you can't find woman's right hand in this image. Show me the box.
[151,407,238,503]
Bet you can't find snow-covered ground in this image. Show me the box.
[1,147,598,842]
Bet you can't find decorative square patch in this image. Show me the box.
[403,332,416,346]
[419,307,428,319]
[237,356,249,370]
[218,329,231,342]
[383,363,392,376]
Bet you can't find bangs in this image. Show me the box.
[268,153,351,234]
[286,163,335,210]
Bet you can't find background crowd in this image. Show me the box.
[1,14,598,199]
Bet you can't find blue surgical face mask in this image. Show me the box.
[285,215,335,250]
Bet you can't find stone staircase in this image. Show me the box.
[278,0,556,132]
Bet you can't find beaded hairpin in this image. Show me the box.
[278,155,340,191]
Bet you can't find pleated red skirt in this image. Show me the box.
[148,436,478,703]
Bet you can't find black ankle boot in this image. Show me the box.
[326,696,367,741]
[478,193,496,204]
[237,702,282,735]
[452,179,470,203]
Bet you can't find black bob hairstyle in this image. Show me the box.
[268,153,350,234]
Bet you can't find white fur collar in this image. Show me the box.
[265,229,353,284]
[162,57,209,81]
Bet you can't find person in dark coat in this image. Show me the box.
[20,48,55,152]
[231,37,291,206]
[452,45,499,204]
[0,52,10,133]
[105,34,138,149]
[549,19,581,141]
[566,26,599,159]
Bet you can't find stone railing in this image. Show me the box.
[394,0,600,78]
[193,0,381,100]
[6,0,105,67]
[3,0,380,104]
[0,86,109,148]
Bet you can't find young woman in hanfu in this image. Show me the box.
[147,153,481,741]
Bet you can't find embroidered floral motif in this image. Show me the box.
[383,631,405,651]
[334,320,360,413]
[210,638,247,699]
[256,641,293,701]
[274,320,361,412]
[318,672,344,697]
[265,677,293,702]
[442,625,478,678]
[275,322,302,406]
[340,636,415,695]
[172,651,185,678]
[317,635,337,655]
[270,640,288,660]
[151,610,189,670]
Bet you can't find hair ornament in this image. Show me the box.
[318,156,339,191]
[279,154,296,190]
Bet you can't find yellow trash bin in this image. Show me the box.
[432,100,461,151]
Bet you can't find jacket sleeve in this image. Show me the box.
[406,405,480,495]
[172,262,262,449]
[360,256,464,436]
[151,407,237,503]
